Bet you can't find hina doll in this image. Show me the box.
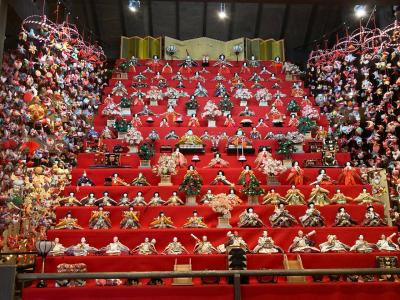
[213,72,226,81]
[255,147,273,168]
[262,189,286,205]
[205,153,230,168]
[111,173,129,186]
[288,114,299,127]
[193,235,218,254]
[120,207,140,229]
[149,211,175,228]
[172,148,187,168]
[183,211,208,228]
[165,191,184,206]
[266,105,284,126]
[193,82,208,97]
[350,235,376,253]
[148,192,165,206]
[237,208,264,227]
[101,237,130,255]
[224,114,236,127]
[252,231,283,254]
[299,203,325,227]
[118,193,131,206]
[165,130,179,140]
[249,72,262,82]
[131,191,147,206]
[89,206,112,229]
[77,171,94,186]
[269,202,298,227]
[217,231,249,253]
[310,169,334,186]
[215,82,227,97]
[111,81,128,96]
[249,127,262,139]
[334,207,357,227]
[59,192,81,206]
[338,162,361,185]
[171,71,187,81]
[130,172,150,186]
[95,192,117,206]
[247,55,261,68]
[159,118,169,127]
[133,95,145,106]
[239,106,255,116]
[238,165,256,185]
[162,62,173,74]
[66,237,98,256]
[288,230,320,253]
[80,193,97,206]
[285,185,306,205]
[308,184,330,206]
[330,189,353,204]
[146,55,163,71]
[100,126,116,139]
[286,161,304,185]
[362,206,387,226]
[163,237,189,255]
[354,188,381,205]
[240,62,251,74]
[49,238,67,256]
[131,238,158,255]
[227,189,243,205]
[200,189,215,204]
[137,105,155,116]
[55,213,83,230]
[190,71,205,82]
[319,235,350,252]
[210,170,234,186]
[188,114,200,127]
[376,234,399,251]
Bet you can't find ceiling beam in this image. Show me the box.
[228,2,236,40]
[280,4,290,40]
[302,4,318,49]
[202,1,207,37]
[148,0,154,36]
[118,0,127,37]
[254,2,263,38]
[153,0,398,4]
[175,1,180,39]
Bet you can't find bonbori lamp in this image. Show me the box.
[35,240,55,288]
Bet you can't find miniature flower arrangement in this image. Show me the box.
[259,156,286,176]
[208,193,233,218]
[152,154,178,176]
[113,117,128,132]
[138,142,155,161]
[164,87,180,99]
[124,125,143,146]
[179,169,203,197]
[287,99,300,113]
[234,88,253,100]
[255,88,272,103]
[301,104,320,120]
[286,131,305,144]
[277,139,296,159]
[185,97,199,110]
[297,117,317,134]
[119,96,132,109]
[201,100,222,120]
[146,86,164,101]
[218,96,234,112]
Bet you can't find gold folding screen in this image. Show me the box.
[164,37,245,61]
[245,38,285,61]
[120,36,285,61]
[120,36,162,59]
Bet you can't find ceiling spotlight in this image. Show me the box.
[129,0,140,13]
[354,5,367,19]
[218,3,227,19]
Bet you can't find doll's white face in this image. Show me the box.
[271,189,275,193]
[291,185,295,189]
[248,208,253,213]
[218,171,223,176]
[294,162,298,166]
[359,235,364,240]
[138,192,142,196]
[321,170,325,174]
[54,237,60,243]
[129,207,133,211]
[70,192,74,196]
[245,166,250,170]
[346,162,351,167]
[189,166,194,170]
[155,193,159,197]
[90,193,94,197]
[123,193,128,197]
[99,207,103,211]
[202,236,207,241]
[104,192,108,196]
[193,212,198,216]
[81,237,86,243]
[113,236,118,242]
[173,192,177,196]
[230,190,234,194]
[113,174,118,178]
[363,188,367,193]
[145,237,149,242]
[173,237,178,242]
